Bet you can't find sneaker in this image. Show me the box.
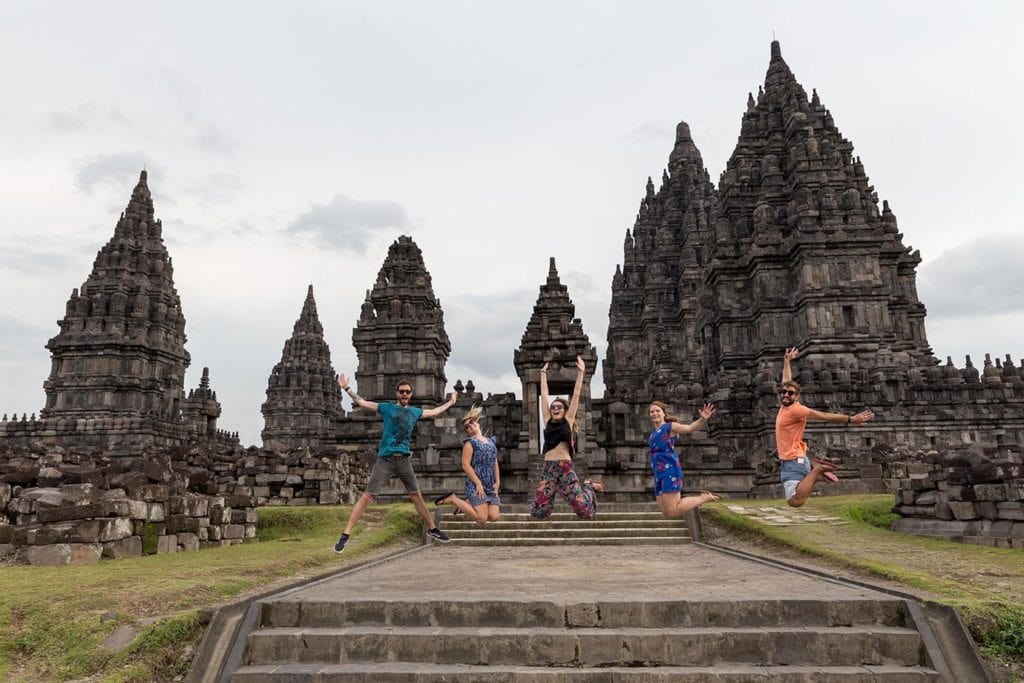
[427,527,451,543]
[333,533,349,554]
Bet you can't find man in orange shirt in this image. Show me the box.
[777,347,875,507]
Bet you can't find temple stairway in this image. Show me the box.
[439,502,691,546]
[228,544,945,682]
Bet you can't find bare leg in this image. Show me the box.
[787,464,835,508]
[409,491,438,529]
[487,504,500,522]
[656,491,717,519]
[343,492,376,534]
[439,494,481,522]
[471,503,491,525]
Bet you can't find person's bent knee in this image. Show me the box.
[360,492,377,504]
[474,518,488,526]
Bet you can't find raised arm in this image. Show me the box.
[337,374,377,412]
[540,362,551,423]
[421,391,458,418]
[782,347,799,383]
[669,403,716,435]
[565,356,586,423]
[806,408,875,425]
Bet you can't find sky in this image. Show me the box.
[1,1,1022,445]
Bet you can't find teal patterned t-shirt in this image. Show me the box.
[376,403,423,456]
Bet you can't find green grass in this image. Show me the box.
[704,494,1024,674]
[0,504,420,682]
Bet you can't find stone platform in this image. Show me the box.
[227,544,951,681]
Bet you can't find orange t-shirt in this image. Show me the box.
[775,402,812,460]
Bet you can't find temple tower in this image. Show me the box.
[40,170,191,423]
[514,258,598,460]
[352,236,451,403]
[261,285,343,447]
[605,121,718,405]
[700,40,934,456]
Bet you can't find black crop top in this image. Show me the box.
[542,419,575,457]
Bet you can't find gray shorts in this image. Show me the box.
[365,454,419,497]
[780,457,811,500]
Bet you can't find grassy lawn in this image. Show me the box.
[0,504,421,682]
[704,494,1024,676]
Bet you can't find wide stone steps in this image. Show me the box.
[233,662,940,682]
[437,503,690,546]
[231,598,939,682]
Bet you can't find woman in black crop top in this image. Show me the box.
[530,355,604,520]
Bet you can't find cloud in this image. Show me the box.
[918,234,1024,317]
[446,289,535,380]
[627,121,675,142]
[286,194,414,252]
[0,247,79,274]
[42,103,129,133]
[144,67,241,155]
[74,151,157,193]
[181,173,246,205]
[194,124,240,155]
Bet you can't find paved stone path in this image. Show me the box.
[289,544,882,602]
[725,504,852,526]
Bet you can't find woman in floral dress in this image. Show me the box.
[647,400,721,518]
[435,405,501,524]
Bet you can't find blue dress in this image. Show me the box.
[464,437,501,507]
[648,422,684,496]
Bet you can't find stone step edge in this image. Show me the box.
[249,624,922,637]
[231,663,941,677]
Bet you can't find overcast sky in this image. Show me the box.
[2,2,1022,445]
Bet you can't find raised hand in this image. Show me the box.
[784,347,800,362]
[541,362,549,373]
[699,403,716,420]
[337,374,350,390]
[449,391,458,404]
[851,409,875,425]
[575,355,586,373]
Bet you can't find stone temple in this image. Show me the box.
[2,41,1023,507]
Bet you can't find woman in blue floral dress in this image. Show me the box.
[435,405,502,523]
[648,400,721,518]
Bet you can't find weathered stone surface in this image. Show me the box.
[27,543,102,566]
[156,535,178,554]
[102,536,143,559]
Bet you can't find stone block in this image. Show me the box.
[997,502,1024,521]
[948,501,979,520]
[285,475,303,485]
[915,491,937,505]
[974,484,1007,501]
[989,520,1013,538]
[0,482,11,509]
[182,496,210,517]
[286,498,310,506]
[103,536,143,559]
[223,524,244,539]
[137,485,169,502]
[157,534,178,554]
[198,527,209,541]
[177,532,200,551]
[27,543,102,566]
[208,525,222,541]
[166,515,200,534]
[98,518,134,542]
[244,524,256,538]
[566,603,599,627]
[253,486,270,498]
[37,467,63,486]
[1006,479,1024,502]
[976,502,999,520]
[1012,522,1024,538]
[146,502,166,522]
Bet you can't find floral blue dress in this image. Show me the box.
[649,422,683,496]
[464,437,501,507]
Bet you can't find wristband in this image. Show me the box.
[847,415,852,424]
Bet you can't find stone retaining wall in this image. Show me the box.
[888,448,1024,548]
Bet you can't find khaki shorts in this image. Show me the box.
[365,454,419,496]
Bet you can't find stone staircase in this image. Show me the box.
[439,502,692,546]
[230,596,940,681]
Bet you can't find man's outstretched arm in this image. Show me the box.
[782,347,798,383]
[337,374,378,412]
[806,408,875,425]
[422,391,458,418]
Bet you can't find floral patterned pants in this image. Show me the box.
[531,459,597,520]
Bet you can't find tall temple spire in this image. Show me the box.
[352,235,451,403]
[261,285,342,448]
[41,170,190,426]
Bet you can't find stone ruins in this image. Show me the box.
[2,41,1022,558]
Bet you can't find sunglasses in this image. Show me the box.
[780,389,798,397]
[397,389,412,395]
